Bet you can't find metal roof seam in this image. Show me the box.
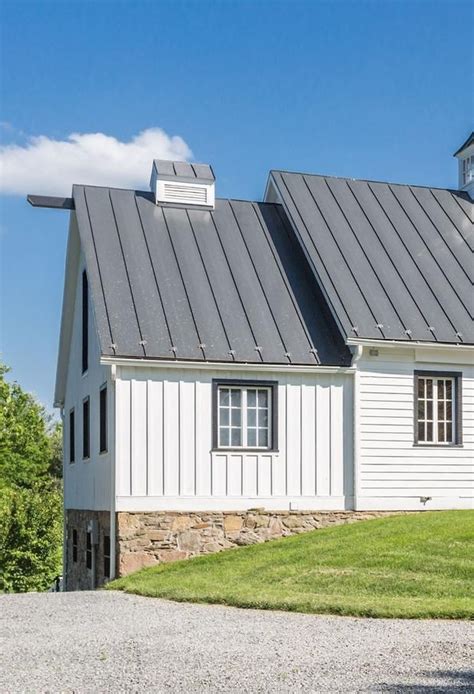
[250,202,320,363]
[274,172,354,339]
[133,194,175,351]
[387,184,472,322]
[429,189,474,251]
[450,193,474,226]
[323,177,410,338]
[80,187,115,350]
[107,190,147,357]
[184,208,234,356]
[227,199,290,362]
[301,174,386,337]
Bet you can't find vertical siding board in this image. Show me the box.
[330,382,344,496]
[212,454,227,496]
[228,455,243,496]
[116,379,131,496]
[243,455,258,497]
[316,377,331,495]
[131,379,147,496]
[179,380,196,495]
[272,383,287,495]
[286,381,302,496]
[195,379,212,496]
[258,455,272,496]
[147,379,163,496]
[301,383,316,495]
[163,378,179,496]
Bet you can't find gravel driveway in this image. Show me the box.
[0,591,472,692]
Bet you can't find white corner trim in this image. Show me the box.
[100,355,355,375]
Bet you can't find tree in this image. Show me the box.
[0,362,63,592]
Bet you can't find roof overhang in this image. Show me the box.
[346,337,474,352]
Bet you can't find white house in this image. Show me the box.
[29,134,474,590]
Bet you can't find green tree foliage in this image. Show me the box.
[0,482,62,592]
[0,362,63,592]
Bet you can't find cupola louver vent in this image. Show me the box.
[150,159,215,209]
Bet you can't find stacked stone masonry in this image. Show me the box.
[116,510,401,576]
[66,510,111,591]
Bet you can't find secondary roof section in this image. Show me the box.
[73,184,350,366]
[269,171,474,344]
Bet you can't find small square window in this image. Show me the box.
[213,380,278,451]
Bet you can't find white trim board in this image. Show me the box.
[115,495,352,512]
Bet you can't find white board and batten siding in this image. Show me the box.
[356,347,474,510]
[115,366,354,511]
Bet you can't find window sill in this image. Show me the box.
[212,448,279,454]
[82,456,91,462]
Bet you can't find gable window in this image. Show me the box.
[69,409,75,463]
[462,155,474,185]
[72,529,78,563]
[83,397,90,459]
[86,531,92,570]
[103,535,111,579]
[414,371,462,446]
[99,384,107,454]
[82,270,89,374]
[212,380,278,451]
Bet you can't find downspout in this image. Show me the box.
[109,364,117,581]
[350,345,363,511]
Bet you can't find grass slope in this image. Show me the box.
[109,511,474,619]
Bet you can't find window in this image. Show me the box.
[86,531,92,570]
[72,529,78,563]
[69,409,75,463]
[213,380,278,450]
[82,271,88,373]
[415,371,462,446]
[99,384,107,453]
[83,397,90,459]
[103,535,111,579]
[462,155,474,185]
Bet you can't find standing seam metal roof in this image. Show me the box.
[270,172,474,344]
[72,184,350,366]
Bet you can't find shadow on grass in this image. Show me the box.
[377,669,474,691]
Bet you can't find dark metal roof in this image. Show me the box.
[453,132,474,157]
[152,160,215,181]
[27,194,75,210]
[72,184,350,365]
[270,171,474,344]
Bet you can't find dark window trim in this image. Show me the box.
[69,408,75,464]
[82,396,90,460]
[72,529,78,563]
[212,379,278,452]
[82,270,89,374]
[99,383,108,454]
[414,370,463,447]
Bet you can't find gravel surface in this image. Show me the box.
[0,591,473,693]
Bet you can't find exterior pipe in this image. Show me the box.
[109,365,117,581]
[350,345,363,511]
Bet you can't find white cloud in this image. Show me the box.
[0,127,193,196]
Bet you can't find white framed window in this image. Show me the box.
[415,372,462,446]
[462,155,474,185]
[213,380,278,450]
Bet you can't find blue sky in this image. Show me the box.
[0,0,472,410]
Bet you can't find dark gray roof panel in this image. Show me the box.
[73,185,350,365]
[453,132,474,156]
[152,160,215,182]
[272,172,474,344]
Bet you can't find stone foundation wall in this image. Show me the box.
[117,509,400,576]
[65,510,111,591]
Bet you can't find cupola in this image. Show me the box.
[150,160,215,209]
[453,131,474,199]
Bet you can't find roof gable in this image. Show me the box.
[270,171,474,345]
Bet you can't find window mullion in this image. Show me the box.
[242,388,247,448]
[433,378,438,444]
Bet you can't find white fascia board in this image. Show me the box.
[100,355,354,375]
[346,338,474,353]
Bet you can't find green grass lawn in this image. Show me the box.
[109,511,474,619]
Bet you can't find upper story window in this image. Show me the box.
[82,270,89,374]
[99,384,107,454]
[213,380,278,451]
[83,396,90,459]
[69,408,75,463]
[414,371,462,446]
[462,155,474,185]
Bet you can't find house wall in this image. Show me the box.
[63,245,113,512]
[356,346,474,510]
[114,365,354,511]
